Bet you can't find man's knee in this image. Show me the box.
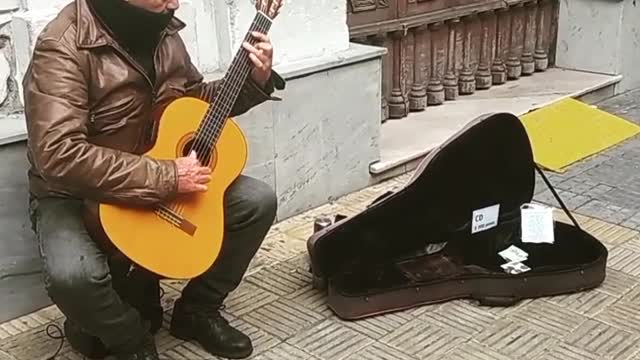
[227,176,277,229]
[44,255,110,303]
[250,179,277,224]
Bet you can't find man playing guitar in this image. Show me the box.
[23,0,284,359]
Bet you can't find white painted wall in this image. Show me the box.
[0,0,350,110]
[222,0,349,67]
[556,0,640,93]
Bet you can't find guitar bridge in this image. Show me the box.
[155,206,197,236]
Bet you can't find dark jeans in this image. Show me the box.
[29,175,277,353]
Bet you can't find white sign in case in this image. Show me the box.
[471,204,500,234]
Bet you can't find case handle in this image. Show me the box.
[534,165,582,230]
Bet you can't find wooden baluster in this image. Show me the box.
[534,0,549,71]
[548,0,559,66]
[388,30,408,119]
[427,21,445,106]
[475,11,492,90]
[506,3,524,80]
[521,0,537,75]
[409,24,428,111]
[454,16,464,76]
[403,29,414,105]
[459,14,476,95]
[444,18,459,101]
[468,13,482,76]
[491,9,507,85]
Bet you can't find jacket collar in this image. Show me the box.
[75,0,186,49]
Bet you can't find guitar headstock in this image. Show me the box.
[255,0,284,20]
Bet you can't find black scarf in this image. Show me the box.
[88,0,175,81]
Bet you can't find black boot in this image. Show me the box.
[113,332,159,360]
[124,269,164,334]
[169,298,253,359]
[63,319,110,359]
[110,258,164,334]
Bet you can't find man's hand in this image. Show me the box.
[243,31,273,88]
[175,151,211,193]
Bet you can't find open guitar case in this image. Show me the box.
[306,112,608,320]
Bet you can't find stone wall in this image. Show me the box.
[555,0,640,94]
[2,0,351,110]
[0,0,22,115]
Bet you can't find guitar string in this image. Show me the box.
[183,13,270,163]
[156,209,181,228]
[196,13,271,149]
[165,13,268,215]
[157,206,181,222]
[173,13,270,216]
[168,13,271,216]
[194,14,271,153]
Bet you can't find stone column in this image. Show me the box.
[475,11,493,90]
[426,21,445,106]
[458,14,476,95]
[387,30,408,119]
[506,3,524,80]
[409,24,428,111]
[534,0,549,71]
[521,0,537,76]
[443,18,459,101]
[491,9,507,85]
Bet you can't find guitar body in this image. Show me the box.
[98,96,247,279]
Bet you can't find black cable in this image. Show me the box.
[44,323,65,360]
[42,283,165,360]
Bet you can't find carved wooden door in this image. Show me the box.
[347,0,397,27]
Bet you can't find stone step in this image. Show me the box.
[369,68,622,182]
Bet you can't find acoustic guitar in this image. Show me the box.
[90,0,284,279]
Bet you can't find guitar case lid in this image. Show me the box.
[306,112,608,320]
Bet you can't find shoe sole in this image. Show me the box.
[63,321,110,359]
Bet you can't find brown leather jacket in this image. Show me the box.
[23,0,284,207]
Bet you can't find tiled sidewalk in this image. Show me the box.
[1,169,640,360]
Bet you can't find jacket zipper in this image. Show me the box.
[106,40,158,96]
[105,31,166,147]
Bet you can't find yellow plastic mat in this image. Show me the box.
[520,98,640,172]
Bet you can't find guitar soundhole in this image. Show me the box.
[181,137,216,167]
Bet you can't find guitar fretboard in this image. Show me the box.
[192,11,272,157]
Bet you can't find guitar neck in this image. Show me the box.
[196,11,272,145]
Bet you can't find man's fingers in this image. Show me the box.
[195,175,211,184]
[242,41,259,55]
[195,184,207,192]
[250,31,269,42]
[248,53,264,69]
[243,42,268,61]
[256,52,271,67]
[275,1,284,15]
[255,42,273,56]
